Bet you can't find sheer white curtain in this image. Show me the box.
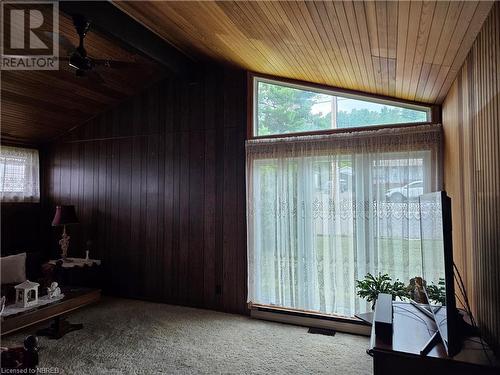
[0,146,40,202]
[246,124,442,317]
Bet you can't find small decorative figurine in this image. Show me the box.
[14,280,39,308]
[407,276,428,304]
[46,282,61,299]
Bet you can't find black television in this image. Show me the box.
[418,191,460,357]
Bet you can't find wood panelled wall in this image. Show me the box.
[44,66,248,314]
[443,3,499,354]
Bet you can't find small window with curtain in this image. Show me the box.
[0,146,40,202]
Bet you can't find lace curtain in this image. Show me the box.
[246,124,442,317]
[0,146,40,202]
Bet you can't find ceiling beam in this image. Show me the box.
[59,1,195,78]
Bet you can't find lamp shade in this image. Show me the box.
[51,205,79,226]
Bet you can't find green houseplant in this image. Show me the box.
[356,273,409,310]
[426,278,446,305]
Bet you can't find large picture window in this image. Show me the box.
[253,77,431,137]
[0,146,40,202]
[246,123,442,318]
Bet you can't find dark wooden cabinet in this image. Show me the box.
[48,261,103,289]
[371,302,498,375]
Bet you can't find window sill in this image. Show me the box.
[249,303,371,336]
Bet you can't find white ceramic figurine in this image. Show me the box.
[47,282,61,298]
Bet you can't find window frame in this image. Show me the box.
[248,72,439,139]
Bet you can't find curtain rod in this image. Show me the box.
[247,123,442,145]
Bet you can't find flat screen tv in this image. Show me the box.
[419,191,460,356]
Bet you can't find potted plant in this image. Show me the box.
[426,278,446,305]
[356,273,409,310]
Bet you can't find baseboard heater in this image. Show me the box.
[250,304,371,336]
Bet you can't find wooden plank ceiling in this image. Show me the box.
[114,0,494,104]
[1,12,164,144]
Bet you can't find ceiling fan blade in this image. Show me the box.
[42,31,75,52]
[86,70,106,85]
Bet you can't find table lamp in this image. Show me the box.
[52,205,79,259]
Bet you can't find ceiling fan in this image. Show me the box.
[51,14,142,83]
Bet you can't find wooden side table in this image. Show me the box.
[46,258,102,289]
[47,257,101,268]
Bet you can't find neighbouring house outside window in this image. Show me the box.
[0,146,40,202]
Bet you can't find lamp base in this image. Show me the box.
[59,225,70,259]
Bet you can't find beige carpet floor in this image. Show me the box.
[2,297,372,374]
